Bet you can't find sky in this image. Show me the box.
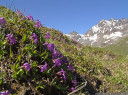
[0,0,128,34]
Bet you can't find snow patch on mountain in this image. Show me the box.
[104,40,110,43]
[92,25,100,33]
[89,34,97,42]
[103,32,123,39]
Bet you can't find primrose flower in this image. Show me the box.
[71,87,74,92]
[67,64,74,73]
[52,49,59,59]
[73,40,77,43]
[56,69,66,81]
[6,34,16,44]
[38,62,47,72]
[46,32,51,39]
[23,16,26,20]
[30,33,38,44]
[17,10,22,16]
[20,63,31,71]
[27,14,33,20]
[72,79,77,87]
[61,56,69,64]
[0,90,10,95]
[0,17,6,25]
[36,20,42,28]
[53,58,62,67]
[45,42,55,51]
[59,33,63,37]
[61,39,65,42]
[76,44,80,47]
[54,37,57,40]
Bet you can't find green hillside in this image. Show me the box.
[104,35,128,57]
[0,6,128,95]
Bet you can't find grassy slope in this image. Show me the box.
[104,35,128,57]
[41,27,128,93]
[0,6,128,94]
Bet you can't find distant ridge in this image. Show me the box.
[65,18,128,47]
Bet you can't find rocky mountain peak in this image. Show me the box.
[69,31,78,35]
[65,18,128,47]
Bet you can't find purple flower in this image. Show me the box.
[61,39,65,42]
[0,90,10,95]
[61,56,69,64]
[52,49,59,59]
[27,14,33,20]
[59,33,63,37]
[17,10,22,16]
[53,58,62,67]
[71,87,74,92]
[76,44,80,47]
[56,69,66,81]
[23,16,26,20]
[36,20,42,28]
[38,62,47,72]
[72,39,77,43]
[72,79,77,87]
[0,25,2,28]
[45,42,54,51]
[46,32,51,39]
[54,37,57,40]
[6,34,16,44]
[67,64,74,73]
[0,17,6,25]
[30,33,38,44]
[20,63,31,71]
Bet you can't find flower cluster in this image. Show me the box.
[36,20,42,28]
[44,42,76,85]
[20,63,31,71]
[20,62,48,73]
[53,58,62,67]
[56,69,66,81]
[0,90,10,95]
[38,62,47,72]
[16,10,23,16]
[67,64,74,73]
[46,32,51,39]
[27,14,33,20]
[45,42,55,51]
[71,76,77,91]
[30,33,38,44]
[0,17,7,26]
[6,34,16,44]
[0,9,77,94]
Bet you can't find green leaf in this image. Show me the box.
[16,63,20,68]
[10,64,16,71]
[10,45,13,58]
[36,85,45,90]
[32,61,37,67]
[22,34,27,42]
[0,79,2,85]
[43,52,49,61]
[40,49,47,57]
[33,50,37,55]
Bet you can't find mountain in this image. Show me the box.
[65,18,128,47]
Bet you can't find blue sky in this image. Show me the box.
[0,0,128,34]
